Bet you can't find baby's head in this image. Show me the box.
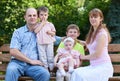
[63,37,74,50]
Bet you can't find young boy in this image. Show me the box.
[34,6,56,71]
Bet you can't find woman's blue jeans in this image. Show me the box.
[5,59,50,81]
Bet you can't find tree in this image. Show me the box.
[78,0,111,39]
[48,0,80,36]
[106,0,120,43]
[0,0,111,46]
[0,0,48,45]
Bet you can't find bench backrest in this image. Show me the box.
[0,44,10,72]
[0,44,120,75]
[108,44,120,75]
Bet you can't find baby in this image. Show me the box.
[54,37,81,76]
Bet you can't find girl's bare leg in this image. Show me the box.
[68,58,74,73]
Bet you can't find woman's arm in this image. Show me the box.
[80,34,106,60]
[79,40,86,46]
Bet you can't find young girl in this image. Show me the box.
[71,8,113,81]
[56,24,85,81]
[34,6,56,71]
[54,37,80,76]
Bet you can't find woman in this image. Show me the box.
[71,8,113,81]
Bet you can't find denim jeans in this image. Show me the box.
[5,59,50,81]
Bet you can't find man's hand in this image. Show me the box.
[30,60,44,66]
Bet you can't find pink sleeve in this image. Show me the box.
[57,48,63,55]
[50,23,56,32]
[96,29,107,40]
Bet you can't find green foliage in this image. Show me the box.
[0,1,23,45]
[106,0,120,43]
[0,0,111,45]
[0,0,47,45]
[77,0,111,39]
[48,0,80,36]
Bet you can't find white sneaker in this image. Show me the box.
[60,70,66,76]
[68,68,74,74]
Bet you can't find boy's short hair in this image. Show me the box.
[66,24,80,34]
[37,6,49,15]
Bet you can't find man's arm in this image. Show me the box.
[10,48,44,66]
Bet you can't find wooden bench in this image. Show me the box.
[0,44,56,81]
[0,44,120,81]
[108,44,120,81]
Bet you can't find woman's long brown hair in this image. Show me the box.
[86,8,111,44]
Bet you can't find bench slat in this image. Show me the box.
[109,54,120,62]
[0,64,8,71]
[0,75,56,80]
[108,44,120,52]
[113,65,120,73]
[0,54,11,62]
[109,76,120,81]
[0,44,10,52]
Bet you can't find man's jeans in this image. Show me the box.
[5,59,50,81]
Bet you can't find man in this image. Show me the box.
[5,8,50,81]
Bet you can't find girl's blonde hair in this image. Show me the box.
[86,8,111,44]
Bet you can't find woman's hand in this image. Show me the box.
[79,54,86,60]
[80,40,86,46]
